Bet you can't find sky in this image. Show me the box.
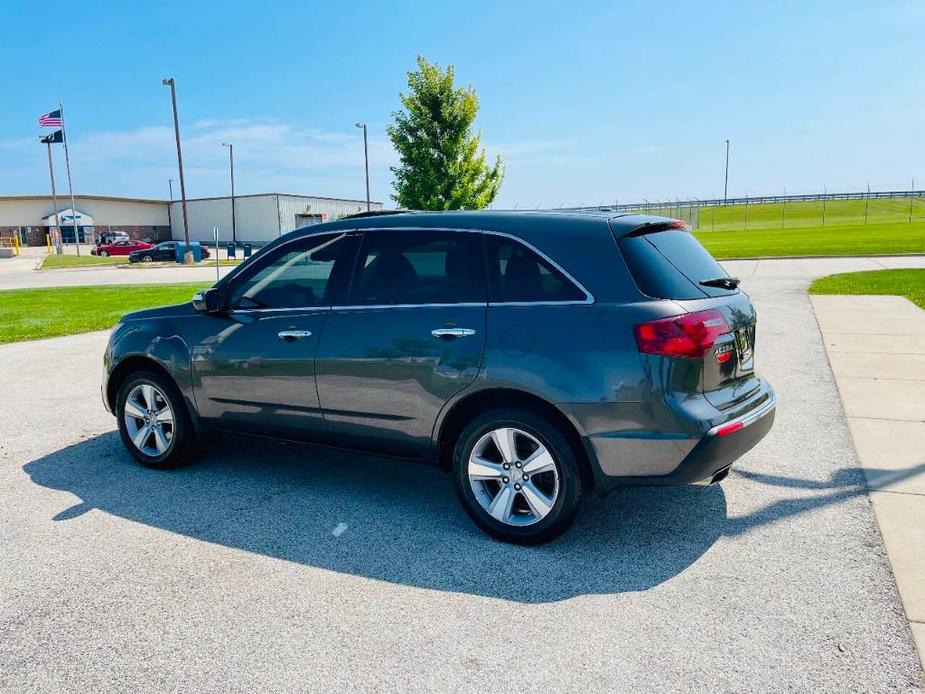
[1,0,923,208]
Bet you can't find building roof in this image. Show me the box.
[0,192,383,205]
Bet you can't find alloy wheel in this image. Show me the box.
[123,384,174,457]
[468,427,560,526]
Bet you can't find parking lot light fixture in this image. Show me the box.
[162,77,193,264]
[222,143,237,244]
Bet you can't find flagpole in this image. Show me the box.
[58,99,81,256]
[45,140,62,255]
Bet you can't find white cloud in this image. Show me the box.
[0,118,588,206]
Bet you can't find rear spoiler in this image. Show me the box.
[618,218,691,238]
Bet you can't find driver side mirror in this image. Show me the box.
[192,288,225,314]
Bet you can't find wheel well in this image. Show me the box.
[106,356,175,411]
[437,388,595,492]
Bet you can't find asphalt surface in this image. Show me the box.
[0,250,234,291]
[1,257,924,692]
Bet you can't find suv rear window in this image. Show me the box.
[618,230,735,300]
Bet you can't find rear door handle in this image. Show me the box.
[431,328,476,339]
[278,330,312,341]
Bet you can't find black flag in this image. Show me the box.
[40,130,63,144]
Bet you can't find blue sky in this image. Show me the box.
[1,0,923,207]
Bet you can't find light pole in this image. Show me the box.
[222,142,237,244]
[723,139,730,205]
[167,178,174,236]
[162,77,193,264]
[355,122,370,211]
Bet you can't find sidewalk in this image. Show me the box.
[811,294,925,670]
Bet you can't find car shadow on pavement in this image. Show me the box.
[24,432,729,603]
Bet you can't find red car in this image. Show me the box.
[91,239,154,257]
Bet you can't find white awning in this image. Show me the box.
[42,208,94,226]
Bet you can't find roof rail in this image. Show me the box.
[343,210,410,220]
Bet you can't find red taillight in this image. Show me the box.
[715,421,744,437]
[634,309,730,358]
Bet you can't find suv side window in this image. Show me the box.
[348,230,486,306]
[485,235,586,303]
[228,233,353,309]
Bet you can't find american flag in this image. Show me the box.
[38,110,62,127]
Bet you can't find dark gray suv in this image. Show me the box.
[103,211,775,543]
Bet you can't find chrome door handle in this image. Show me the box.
[278,330,312,341]
[431,328,476,339]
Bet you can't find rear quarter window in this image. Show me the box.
[618,229,735,300]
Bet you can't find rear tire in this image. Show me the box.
[452,408,583,544]
[116,369,197,469]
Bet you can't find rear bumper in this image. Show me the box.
[662,389,776,485]
[575,380,776,493]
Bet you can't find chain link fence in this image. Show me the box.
[569,188,925,231]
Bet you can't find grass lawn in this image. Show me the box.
[694,220,925,259]
[40,254,127,269]
[809,269,925,309]
[696,197,925,232]
[0,283,209,344]
[125,258,243,267]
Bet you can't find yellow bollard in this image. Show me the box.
[45,233,50,254]
[14,235,19,256]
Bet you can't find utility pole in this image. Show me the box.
[162,77,193,264]
[222,143,237,243]
[723,139,730,205]
[166,179,174,234]
[864,182,870,225]
[355,122,371,211]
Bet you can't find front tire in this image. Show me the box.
[99,250,110,257]
[141,255,153,263]
[116,369,197,468]
[452,408,583,544]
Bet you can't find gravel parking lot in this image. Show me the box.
[1,258,923,692]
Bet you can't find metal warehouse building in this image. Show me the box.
[168,193,383,245]
[0,193,382,247]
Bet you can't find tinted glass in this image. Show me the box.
[228,233,350,309]
[485,236,585,303]
[350,230,485,305]
[618,230,735,299]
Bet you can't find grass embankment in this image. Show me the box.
[697,197,924,232]
[0,283,209,344]
[694,221,925,259]
[809,269,925,309]
[40,254,126,269]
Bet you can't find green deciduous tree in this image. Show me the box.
[388,56,504,210]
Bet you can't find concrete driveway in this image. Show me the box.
[1,257,923,692]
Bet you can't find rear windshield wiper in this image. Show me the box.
[699,276,740,290]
